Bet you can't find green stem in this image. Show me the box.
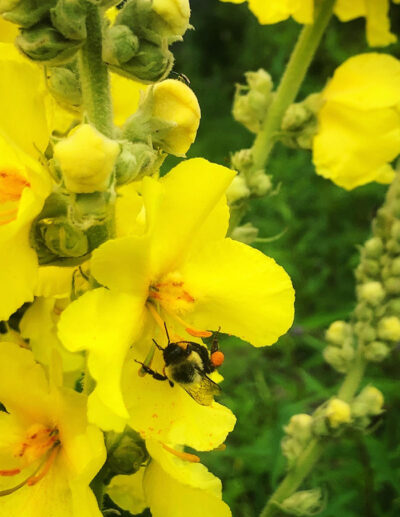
[251,0,335,173]
[78,2,113,137]
[259,348,366,517]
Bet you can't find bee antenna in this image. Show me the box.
[163,322,171,344]
[153,338,164,351]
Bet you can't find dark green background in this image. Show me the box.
[121,2,400,516]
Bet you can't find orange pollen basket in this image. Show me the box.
[0,426,60,496]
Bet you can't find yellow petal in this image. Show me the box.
[145,158,235,278]
[246,0,313,24]
[181,238,295,347]
[0,43,50,156]
[111,73,146,127]
[115,182,144,237]
[0,17,18,42]
[107,469,147,515]
[323,54,400,110]
[34,266,75,298]
[58,288,146,426]
[20,297,84,372]
[143,451,231,517]
[313,102,400,189]
[364,0,396,47]
[334,0,366,20]
[123,349,236,451]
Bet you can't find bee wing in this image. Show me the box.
[181,373,221,406]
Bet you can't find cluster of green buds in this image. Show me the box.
[324,169,400,371]
[280,93,323,150]
[232,69,273,134]
[103,0,190,83]
[276,488,324,517]
[281,413,313,468]
[0,0,89,65]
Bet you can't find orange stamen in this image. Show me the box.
[162,443,200,463]
[0,469,21,477]
[27,446,58,486]
[160,304,212,338]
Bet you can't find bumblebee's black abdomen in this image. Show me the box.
[169,363,197,384]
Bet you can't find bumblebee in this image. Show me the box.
[136,330,225,406]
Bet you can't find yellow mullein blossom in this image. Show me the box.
[220,0,399,47]
[58,158,294,431]
[0,342,106,517]
[218,0,314,25]
[0,16,18,42]
[107,439,231,517]
[313,53,400,190]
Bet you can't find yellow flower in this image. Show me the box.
[220,0,399,47]
[53,124,120,193]
[107,439,231,517]
[312,53,400,190]
[0,342,106,517]
[58,158,294,431]
[334,0,400,47]
[152,0,191,38]
[219,0,313,24]
[0,16,18,42]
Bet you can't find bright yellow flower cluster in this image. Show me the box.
[220,0,400,47]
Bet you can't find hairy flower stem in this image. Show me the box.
[251,0,335,173]
[78,2,113,137]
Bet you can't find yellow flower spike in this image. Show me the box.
[54,124,120,193]
[58,158,294,433]
[143,440,231,517]
[0,342,106,517]
[313,53,400,190]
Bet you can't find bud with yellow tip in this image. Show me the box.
[325,398,351,428]
[54,124,120,193]
[377,316,400,341]
[357,281,385,306]
[352,386,384,419]
[325,320,352,346]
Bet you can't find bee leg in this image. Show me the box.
[168,380,174,388]
[134,360,168,381]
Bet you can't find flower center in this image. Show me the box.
[0,423,60,495]
[147,272,211,338]
[0,169,30,225]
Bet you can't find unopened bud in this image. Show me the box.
[354,322,376,343]
[391,220,400,241]
[105,428,149,477]
[323,343,354,373]
[35,216,89,260]
[357,281,385,306]
[280,488,323,517]
[0,0,55,28]
[233,69,273,133]
[364,341,390,362]
[115,141,157,185]
[377,316,400,341]
[284,414,313,441]
[247,170,272,197]
[390,257,400,276]
[386,298,400,316]
[384,276,400,294]
[151,0,191,40]
[353,303,374,322]
[47,63,82,108]
[325,398,351,428]
[364,237,384,258]
[386,238,400,254]
[230,223,259,245]
[226,175,250,204]
[325,320,352,346]
[280,93,322,150]
[103,25,139,66]
[54,124,120,193]
[16,23,82,65]
[352,386,384,418]
[50,0,87,40]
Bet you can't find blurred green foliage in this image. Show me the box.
[117,1,400,516]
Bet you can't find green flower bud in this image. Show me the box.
[247,170,272,197]
[280,488,324,517]
[357,281,385,306]
[390,257,400,276]
[281,435,303,467]
[386,298,400,316]
[364,340,391,362]
[107,39,173,83]
[362,259,380,277]
[50,0,87,41]
[384,276,400,294]
[364,237,384,258]
[284,414,313,441]
[103,24,140,66]
[390,220,400,241]
[230,223,259,245]
[105,429,149,477]
[386,238,400,254]
[323,343,354,373]
[0,0,55,28]
[115,141,158,185]
[226,175,250,204]
[377,316,400,341]
[16,23,82,65]
[233,69,273,133]
[352,386,384,419]
[47,62,82,108]
[35,216,89,261]
[353,302,374,322]
[280,93,322,150]
[354,322,376,343]
[231,148,253,174]
[325,320,352,346]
